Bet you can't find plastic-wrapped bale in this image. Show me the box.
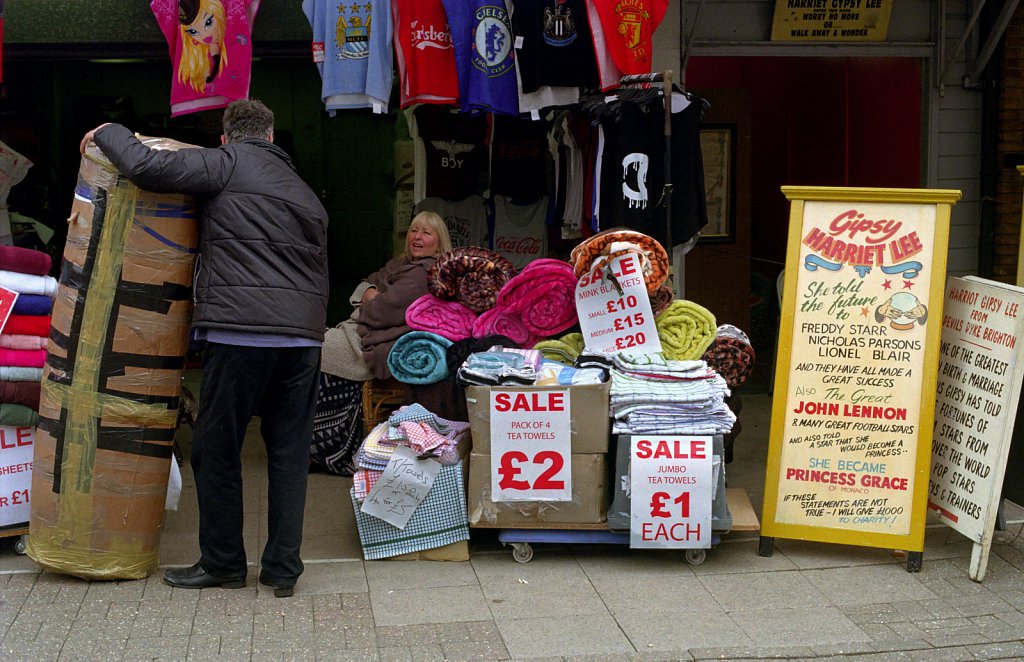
[27,135,198,580]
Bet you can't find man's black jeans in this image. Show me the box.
[190,342,320,581]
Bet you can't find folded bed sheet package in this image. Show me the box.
[28,136,198,580]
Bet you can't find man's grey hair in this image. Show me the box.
[222,99,274,143]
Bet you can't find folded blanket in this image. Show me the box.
[655,300,717,361]
[0,334,48,350]
[386,331,452,384]
[428,247,516,313]
[446,335,519,382]
[472,305,536,348]
[0,348,46,368]
[0,366,42,382]
[570,229,669,295]
[651,284,675,316]
[2,314,51,337]
[405,294,477,342]
[534,333,585,364]
[12,294,53,316]
[0,403,39,427]
[0,269,57,297]
[703,336,756,389]
[497,259,575,308]
[0,380,41,409]
[0,245,52,276]
[507,264,578,337]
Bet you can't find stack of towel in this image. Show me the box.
[609,353,735,435]
[456,347,544,387]
[0,245,55,428]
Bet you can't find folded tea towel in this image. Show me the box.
[386,331,452,385]
[0,270,57,297]
[446,335,519,382]
[655,300,717,361]
[405,294,477,342]
[428,247,516,313]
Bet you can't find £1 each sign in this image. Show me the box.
[490,390,572,502]
[630,436,713,549]
[575,254,662,355]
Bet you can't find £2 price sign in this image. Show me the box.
[575,254,662,355]
[630,436,713,549]
[490,389,572,502]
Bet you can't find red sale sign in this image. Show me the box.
[575,254,662,355]
[0,287,18,334]
[630,436,713,549]
[0,426,33,527]
[490,389,572,502]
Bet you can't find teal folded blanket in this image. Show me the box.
[387,331,453,385]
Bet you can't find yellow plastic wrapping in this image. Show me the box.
[27,136,199,580]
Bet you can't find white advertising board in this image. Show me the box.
[490,389,572,502]
[630,436,713,549]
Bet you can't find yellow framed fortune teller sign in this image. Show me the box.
[760,186,960,571]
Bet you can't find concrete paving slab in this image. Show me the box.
[369,584,490,626]
[590,575,720,615]
[496,613,634,658]
[364,560,477,591]
[616,607,754,650]
[687,537,800,575]
[480,572,609,620]
[773,538,900,569]
[572,548,697,581]
[697,569,832,611]
[730,606,872,647]
[801,564,939,605]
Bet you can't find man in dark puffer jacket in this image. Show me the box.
[83,99,328,598]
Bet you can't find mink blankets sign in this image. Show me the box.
[760,186,960,568]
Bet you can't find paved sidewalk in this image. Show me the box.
[1,394,1022,661]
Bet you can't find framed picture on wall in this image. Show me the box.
[699,124,736,242]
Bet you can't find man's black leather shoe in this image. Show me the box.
[258,570,296,598]
[163,563,246,589]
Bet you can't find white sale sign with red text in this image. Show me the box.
[630,436,713,549]
[575,254,662,355]
[490,390,572,502]
[0,426,34,527]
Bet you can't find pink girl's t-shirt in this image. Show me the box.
[151,0,261,117]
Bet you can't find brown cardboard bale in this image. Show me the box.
[464,381,611,454]
[467,452,609,527]
[28,136,199,580]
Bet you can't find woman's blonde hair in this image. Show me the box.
[177,0,228,94]
[402,211,452,260]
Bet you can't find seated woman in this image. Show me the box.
[312,212,451,474]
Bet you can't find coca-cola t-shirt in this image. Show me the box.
[492,195,548,270]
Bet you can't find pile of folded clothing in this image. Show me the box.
[456,347,544,386]
[609,352,734,435]
[350,403,471,559]
[0,245,55,428]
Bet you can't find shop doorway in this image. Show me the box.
[684,56,923,390]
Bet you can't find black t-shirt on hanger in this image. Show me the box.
[510,0,600,94]
[416,105,489,201]
[490,115,550,199]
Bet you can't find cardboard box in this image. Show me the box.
[389,540,470,561]
[28,136,198,580]
[467,452,609,527]
[465,381,610,454]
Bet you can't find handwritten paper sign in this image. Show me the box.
[0,426,33,527]
[576,254,662,355]
[630,436,713,549]
[361,445,441,530]
[761,187,959,565]
[490,389,572,502]
[929,276,1024,581]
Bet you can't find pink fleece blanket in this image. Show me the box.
[498,260,578,337]
[472,306,537,348]
[405,294,477,342]
[0,348,47,368]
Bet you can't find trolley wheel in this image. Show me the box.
[13,535,27,556]
[684,549,707,566]
[511,543,534,564]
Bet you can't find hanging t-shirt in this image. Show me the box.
[415,196,489,248]
[442,0,519,116]
[392,0,459,108]
[490,115,549,199]
[667,92,709,245]
[151,0,260,117]
[415,105,489,201]
[492,195,549,270]
[591,0,668,76]
[302,0,393,115]
[598,98,667,243]
[510,0,599,93]
[585,1,622,91]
